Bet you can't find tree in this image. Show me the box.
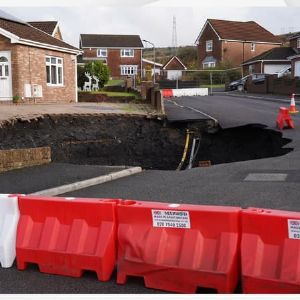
[77,65,88,90]
[84,61,110,89]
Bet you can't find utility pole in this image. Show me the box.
[172,16,178,56]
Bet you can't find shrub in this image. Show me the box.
[84,61,110,89]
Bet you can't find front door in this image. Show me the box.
[0,51,12,101]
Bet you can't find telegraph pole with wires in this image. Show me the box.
[172,16,178,56]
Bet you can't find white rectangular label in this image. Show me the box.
[152,209,191,229]
[288,219,300,239]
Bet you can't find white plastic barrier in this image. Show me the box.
[172,88,209,97]
[0,194,20,268]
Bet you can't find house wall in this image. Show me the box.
[290,37,300,49]
[164,58,185,70]
[243,61,288,76]
[197,24,222,68]
[222,41,280,67]
[0,34,76,103]
[291,56,300,78]
[243,62,262,75]
[54,27,63,41]
[82,48,142,78]
[197,23,280,68]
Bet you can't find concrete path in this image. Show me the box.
[0,102,155,124]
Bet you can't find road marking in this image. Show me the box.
[170,99,219,124]
[244,173,288,182]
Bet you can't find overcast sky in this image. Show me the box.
[2,0,300,48]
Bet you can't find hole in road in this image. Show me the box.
[0,116,293,171]
[190,124,293,168]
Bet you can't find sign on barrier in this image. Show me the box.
[241,207,300,293]
[16,196,118,281]
[117,200,241,293]
[0,194,20,268]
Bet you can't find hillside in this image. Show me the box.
[143,46,198,69]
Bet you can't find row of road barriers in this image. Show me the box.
[162,88,209,98]
[1,194,300,294]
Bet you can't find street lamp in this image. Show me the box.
[142,39,156,84]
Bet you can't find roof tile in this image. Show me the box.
[0,18,78,52]
[208,19,282,44]
[243,47,297,64]
[80,34,143,48]
[28,21,58,35]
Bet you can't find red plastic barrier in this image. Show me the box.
[162,89,174,98]
[276,107,294,130]
[117,201,241,293]
[241,207,300,293]
[16,196,118,281]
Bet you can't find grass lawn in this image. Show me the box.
[85,90,140,99]
[200,84,225,88]
[105,79,124,87]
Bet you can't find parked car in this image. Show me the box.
[228,75,250,91]
[228,73,267,91]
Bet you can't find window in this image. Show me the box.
[206,40,213,52]
[121,49,134,57]
[203,62,215,69]
[297,38,300,49]
[46,56,63,86]
[120,65,138,75]
[251,43,256,52]
[97,48,107,57]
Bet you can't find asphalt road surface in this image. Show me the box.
[2,94,300,294]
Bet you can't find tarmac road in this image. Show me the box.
[1,94,300,294]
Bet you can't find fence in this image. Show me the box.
[156,68,242,91]
[246,75,300,95]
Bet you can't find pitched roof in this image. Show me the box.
[28,21,58,36]
[163,56,187,70]
[197,19,282,44]
[0,17,79,53]
[289,31,300,40]
[242,47,298,65]
[142,58,163,67]
[80,34,143,48]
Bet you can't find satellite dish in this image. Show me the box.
[0,9,26,24]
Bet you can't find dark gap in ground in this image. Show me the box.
[0,115,293,171]
[190,124,293,168]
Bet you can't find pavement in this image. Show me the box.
[0,102,155,124]
[0,163,132,194]
[1,93,300,294]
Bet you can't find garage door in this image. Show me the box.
[295,61,300,77]
[264,64,290,74]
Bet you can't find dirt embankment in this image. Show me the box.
[0,114,186,170]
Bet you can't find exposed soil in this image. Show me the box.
[0,115,293,170]
[0,114,186,170]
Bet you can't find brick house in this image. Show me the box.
[242,47,298,76]
[162,56,187,80]
[79,34,143,79]
[0,12,80,103]
[28,21,63,40]
[288,33,300,77]
[195,19,282,69]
